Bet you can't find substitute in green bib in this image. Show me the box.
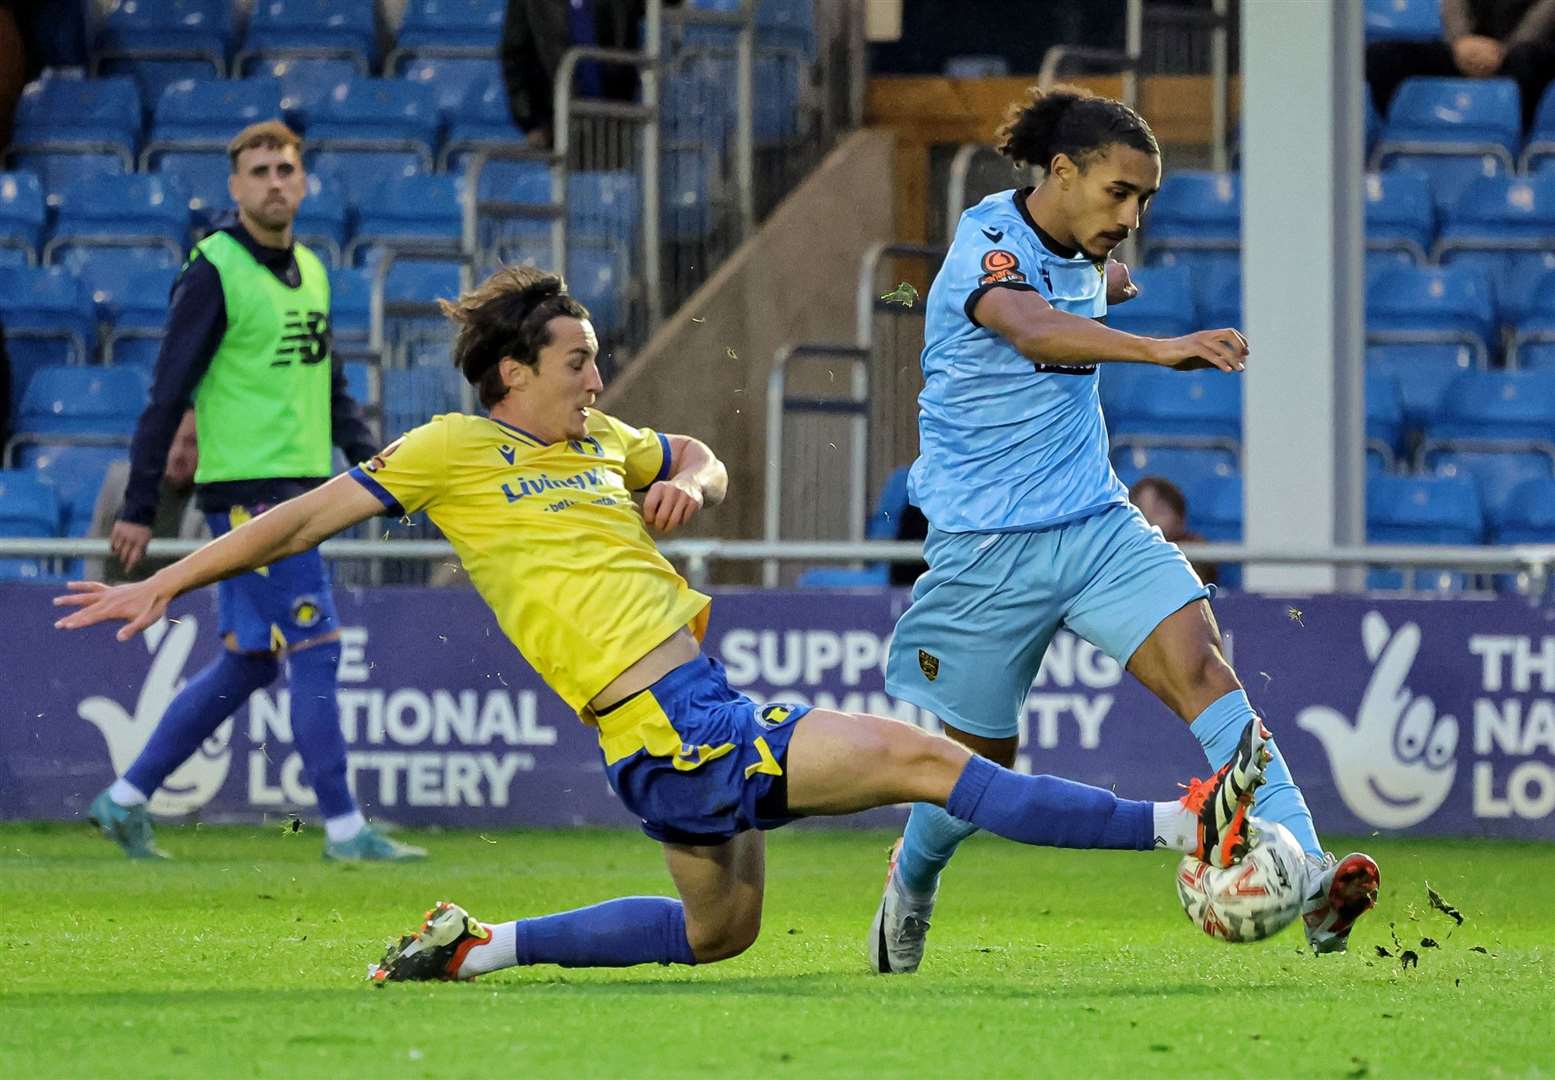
[94,120,424,862]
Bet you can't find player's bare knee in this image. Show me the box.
[688,911,761,962]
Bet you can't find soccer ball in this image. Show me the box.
[1175,818,1305,943]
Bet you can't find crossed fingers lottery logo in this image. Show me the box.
[1296,611,1458,829]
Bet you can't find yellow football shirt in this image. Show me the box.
[349,410,711,716]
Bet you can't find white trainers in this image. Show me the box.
[1302,851,1381,955]
[868,838,937,974]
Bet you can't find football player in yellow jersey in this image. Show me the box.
[57,266,1273,980]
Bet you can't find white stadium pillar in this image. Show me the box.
[1241,0,1367,592]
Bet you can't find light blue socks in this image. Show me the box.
[1190,689,1322,857]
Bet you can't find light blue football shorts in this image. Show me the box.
[884,502,1212,740]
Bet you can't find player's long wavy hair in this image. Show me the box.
[439,265,592,408]
[996,84,1158,173]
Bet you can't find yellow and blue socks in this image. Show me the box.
[122,649,278,800]
[460,897,698,973]
[1191,688,1321,857]
[945,756,1155,852]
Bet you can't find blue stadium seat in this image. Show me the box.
[12,365,152,443]
[661,147,714,242]
[1423,370,1555,442]
[42,173,190,267]
[328,267,373,343]
[0,267,96,417]
[1364,0,1442,40]
[303,78,442,174]
[1365,169,1434,262]
[0,172,45,267]
[1373,78,1521,211]
[308,149,425,204]
[401,57,502,125]
[1509,267,1555,369]
[1435,176,1555,297]
[1196,262,1241,329]
[10,153,128,208]
[1366,343,1479,432]
[567,247,626,337]
[1141,171,1239,265]
[264,57,357,126]
[440,72,524,169]
[236,0,375,74]
[390,0,504,67]
[8,73,142,170]
[1101,366,1241,443]
[1101,265,1197,338]
[341,359,377,405]
[143,77,283,152]
[1490,477,1555,542]
[1366,84,1383,154]
[754,54,801,143]
[1519,83,1555,173]
[285,173,349,267]
[1110,443,1240,484]
[1367,472,1483,543]
[568,171,641,247]
[79,252,177,342]
[662,62,731,144]
[1366,370,1406,464]
[1366,264,1498,363]
[151,148,231,222]
[382,258,465,346]
[92,0,232,102]
[19,444,129,537]
[470,156,557,258]
[381,366,462,436]
[0,470,62,579]
[347,174,464,265]
[1424,446,1555,520]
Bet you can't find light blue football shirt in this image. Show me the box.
[909,187,1130,533]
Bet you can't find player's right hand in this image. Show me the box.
[53,579,172,641]
[109,520,154,572]
[1151,328,1249,373]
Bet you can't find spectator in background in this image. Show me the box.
[86,409,204,584]
[1128,475,1219,587]
[501,0,676,148]
[1367,0,1555,130]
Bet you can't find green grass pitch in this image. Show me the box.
[2,825,1550,1078]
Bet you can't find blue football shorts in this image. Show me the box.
[885,501,1212,740]
[204,507,340,653]
[598,656,812,845]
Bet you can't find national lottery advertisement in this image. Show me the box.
[3,584,1552,838]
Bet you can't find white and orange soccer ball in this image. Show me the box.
[1176,818,1305,944]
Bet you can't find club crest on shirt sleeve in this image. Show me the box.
[979,249,1026,285]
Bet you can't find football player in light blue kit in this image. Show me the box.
[870,85,1380,971]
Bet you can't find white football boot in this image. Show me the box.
[1301,851,1381,954]
[868,837,937,974]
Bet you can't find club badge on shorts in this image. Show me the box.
[918,649,940,681]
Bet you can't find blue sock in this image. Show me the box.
[945,757,1154,851]
[124,650,278,797]
[896,803,980,895]
[287,641,355,820]
[1190,689,1322,858]
[515,897,697,967]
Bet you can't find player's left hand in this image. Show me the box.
[1106,260,1138,305]
[53,579,172,641]
[642,477,705,534]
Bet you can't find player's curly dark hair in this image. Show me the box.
[439,265,591,408]
[995,84,1158,172]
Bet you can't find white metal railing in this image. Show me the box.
[5,537,1555,595]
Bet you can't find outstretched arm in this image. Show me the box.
[974,285,1248,373]
[641,434,726,534]
[55,473,384,641]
